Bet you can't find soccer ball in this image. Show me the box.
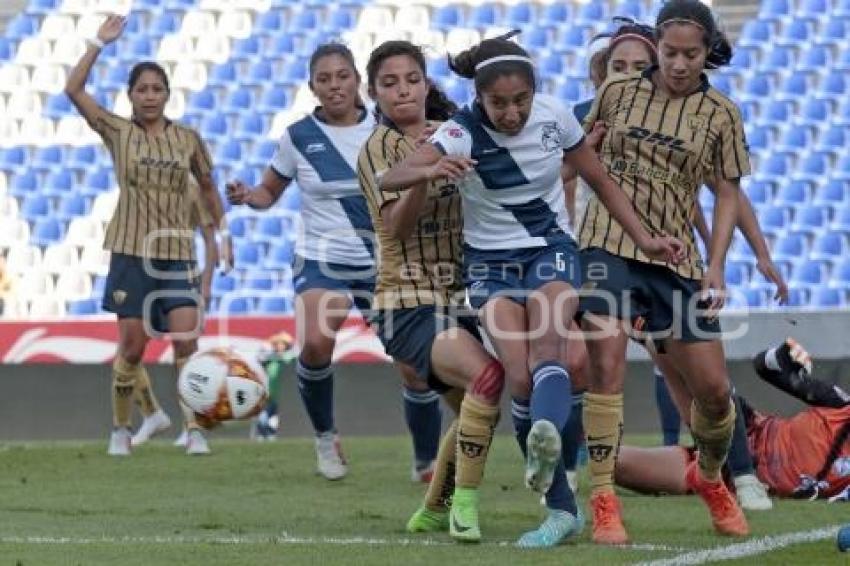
[178,348,269,426]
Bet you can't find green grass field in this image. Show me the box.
[0,435,846,565]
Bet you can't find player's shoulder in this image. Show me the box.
[533,93,568,116]
[597,72,643,99]
[704,84,745,122]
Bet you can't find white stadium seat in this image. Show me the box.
[66,217,105,248]
[95,0,133,15]
[2,297,29,320]
[17,271,54,299]
[157,35,195,64]
[51,37,87,66]
[164,89,186,119]
[172,61,208,92]
[0,118,18,148]
[194,34,230,64]
[29,296,67,319]
[55,269,92,301]
[232,0,270,12]
[42,244,81,275]
[181,11,218,38]
[445,29,481,56]
[410,29,446,55]
[30,64,67,95]
[395,6,431,33]
[112,90,131,118]
[0,218,30,250]
[40,14,76,40]
[79,245,110,276]
[18,116,55,146]
[218,11,253,40]
[0,172,7,196]
[0,64,31,93]
[55,116,100,146]
[358,6,394,34]
[61,0,98,16]
[91,190,118,222]
[15,37,54,66]
[6,92,43,120]
[0,194,18,216]
[6,245,43,275]
[77,14,107,40]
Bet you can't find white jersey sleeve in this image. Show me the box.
[551,96,585,153]
[270,128,297,179]
[430,121,473,158]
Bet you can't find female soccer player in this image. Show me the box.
[379,33,683,547]
[575,0,754,543]
[226,43,441,482]
[616,339,850,502]
[359,39,506,543]
[65,14,227,457]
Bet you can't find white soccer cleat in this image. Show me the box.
[525,419,562,494]
[411,460,435,483]
[734,474,773,511]
[315,432,348,480]
[186,428,211,455]
[174,428,189,447]
[131,410,172,446]
[108,427,132,456]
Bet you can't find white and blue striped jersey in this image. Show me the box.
[430,94,585,250]
[271,108,376,266]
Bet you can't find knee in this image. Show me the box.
[697,383,732,418]
[299,333,333,366]
[503,361,531,400]
[469,360,504,404]
[118,340,145,366]
[400,367,426,391]
[172,340,197,361]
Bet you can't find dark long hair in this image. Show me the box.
[448,30,535,94]
[128,61,170,94]
[366,40,457,121]
[656,0,732,69]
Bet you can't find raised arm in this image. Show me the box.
[65,14,125,124]
[379,143,475,191]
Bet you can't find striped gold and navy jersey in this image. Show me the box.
[88,108,213,260]
[358,122,464,310]
[188,178,213,230]
[579,66,750,279]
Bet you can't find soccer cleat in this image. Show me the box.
[411,460,435,484]
[686,462,749,536]
[449,487,481,543]
[406,506,449,533]
[734,474,773,511]
[525,419,562,494]
[186,428,211,455]
[516,508,584,548]
[589,491,629,545]
[131,410,171,446]
[315,432,347,480]
[108,427,132,456]
[173,428,188,447]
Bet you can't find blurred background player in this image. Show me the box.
[65,14,226,457]
[226,43,441,481]
[252,331,297,441]
[132,178,220,448]
[616,339,850,502]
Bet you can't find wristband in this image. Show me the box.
[88,37,105,50]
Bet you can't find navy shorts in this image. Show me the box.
[292,256,375,314]
[102,253,199,333]
[578,247,721,346]
[370,305,482,392]
[464,235,582,310]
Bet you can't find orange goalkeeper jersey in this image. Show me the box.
[748,406,850,498]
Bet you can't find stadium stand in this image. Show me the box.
[0,0,846,319]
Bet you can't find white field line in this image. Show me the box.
[0,533,683,552]
[636,525,842,566]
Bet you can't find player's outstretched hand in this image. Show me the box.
[426,156,476,182]
[225,180,250,205]
[97,14,126,44]
[757,256,789,305]
[640,234,687,265]
[586,121,608,151]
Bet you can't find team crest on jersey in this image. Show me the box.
[305,142,326,154]
[447,127,464,138]
[112,290,127,305]
[541,122,565,152]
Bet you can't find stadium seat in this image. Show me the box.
[798,98,831,126]
[814,179,849,207]
[244,271,275,291]
[810,232,847,262]
[774,181,812,207]
[5,245,42,275]
[816,126,848,154]
[43,170,75,197]
[195,35,230,64]
[17,37,54,66]
[1,148,27,172]
[0,218,31,249]
[759,205,791,236]
[218,11,253,39]
[32,146,64,174]
[29,297,66,319]
[32,218,64,247]
[256,295,293,313]
[798,45,830,71]
[221,295,254,314]
[795,152,831,183]
[234,242,263,267]
[791,260,828,288]
[469,3,501,27]
[20,195,50,221]
[9,170,38,198]
[772,232,807,262]
[80,168,114,197]
[5,14,38,41]
[67,298,99,315]
[432,5,462,31]
[738,20,772,47]
[207,62,238,88]
[65,217,104,248]
[215,140,243,166]
[830,259,850,289]
[264,240,294,269]
[811,287,845,308]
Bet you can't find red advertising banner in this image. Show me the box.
[0,316,390,364]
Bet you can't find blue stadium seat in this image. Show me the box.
[797,152,831,182]
[79,168,113,196]
[799,98,831,126]
[8,166,37,195]
[777,73,808,99]
[836,155,850,181]
[255,10,284,35]
[207,62,237,88]
[258,85,289,114]
[212,274,237,295]
[32,146,64,173]
[725,261,747,286]
[761,46,794,70]
[542,2,571,24]
[231,36,261,62]
[150,12,179,36]
[244,61,273,87]
[248,140,278,169]
[228,216,250,239]
[32,218,63,246]
[270,33,297,56]
[469,3,500,27]
[838,0,850,15]
[760,0,791,18]
[0,147,26,173]
[279,61,309,86]
[432,5,462,30]
[760,154,790,181]
[225,88,254,112]
[832,205,850,232]
[234,115,265,142]
[215,140,242,165]
[257,296,293,313]
[831,259,850,289]
[442,80,471,105]
[282,185,301,211]
[711,74,733,96]
[201,114,228,139]
[821,19,847,44]
[244,271,275,291]
[559,26,590,48]
[20,194,50,221]
[232,167,259,188]
[256,216,283,241]
[745,125,774,152]
[814,179,849,207]
[760,100,793,124]
[234,242,263,267]
[67,299,99,315]
[798,45,830,71]
[506,2,535,26]
[0,38,11,61]
[428,57,450,79]
[744,180,774,204]
[759,205,791,236]
[57,194,89,221]
[742,288,767,307]
[820,73,847,100]
[774,181,811,206]
[539,53,564,78]
[291,9,321,32]
[772,232,807,261]
[799,0,830,15]
[327,8,355,31]
[189,88,216,112]
[127,37,154,60]
[557,81,583,102]
[264,240,295,268]
[810,232,847,261]
[44,94,73,119]
[92,275,106,298]
[730,48,757,69]
[791,260,828,287]
[577,0,607,21]
[25,0,58,15]
[811,287,845,308]
[6,14,37,40]
[785,287,809,307]
[739,20,772,47]
[68,146,97,173]
[791,204,830,235]
[744,73,772,97]
[222,296,254,314]
[43,170,74,197]
[779,19,810,44]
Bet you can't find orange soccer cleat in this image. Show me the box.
[589,491,629,545]
[686,461,750,537]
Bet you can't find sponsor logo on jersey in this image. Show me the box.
[447,127,464,138]
[625,126,686,152]
[305,142,326,154]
